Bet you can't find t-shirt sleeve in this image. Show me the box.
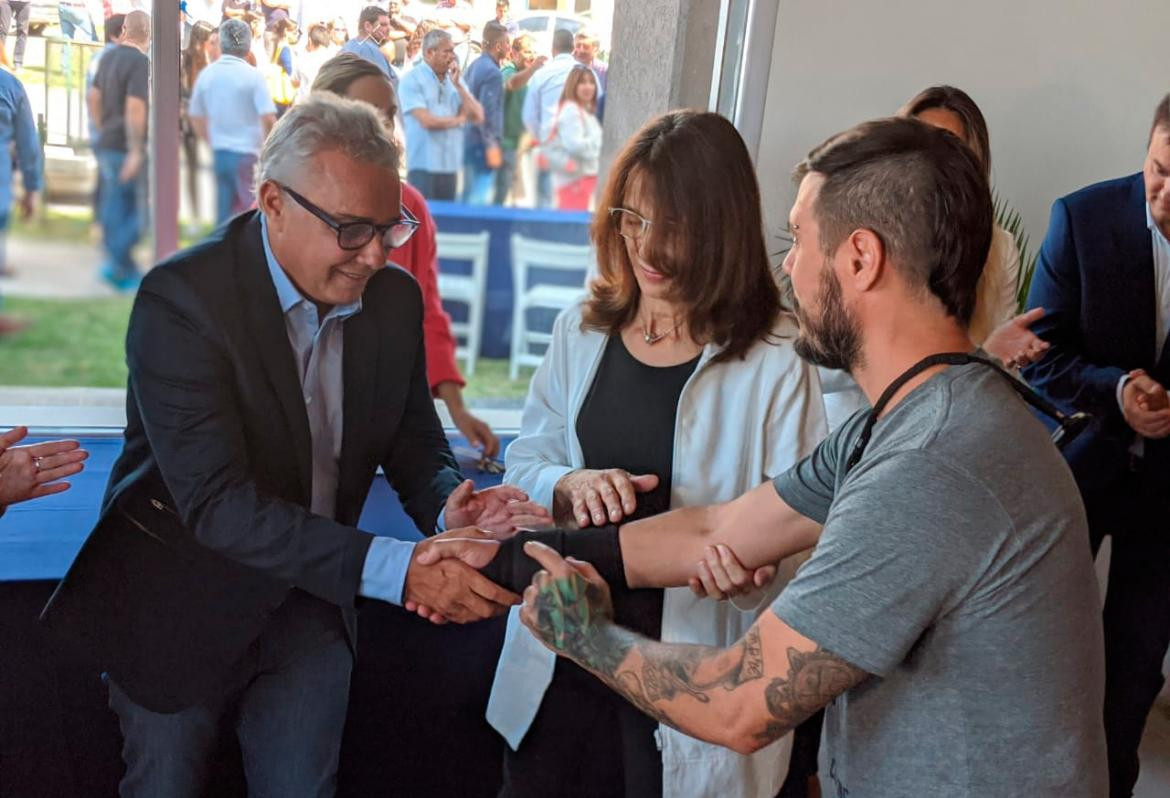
[771,409,863,524]
[128,54,150,100]
[398,72,425,114]
[771,451,1003,677]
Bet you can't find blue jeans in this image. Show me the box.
[108,608,352,798]
[493,148,518,205]
[213,149,257,224]
[536,167,553,209]
[95,149,141,280]
[58,3,97,84]
[461,143,496,205]
[406,169,457,201]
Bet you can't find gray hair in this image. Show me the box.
[256,93,400,192]
[219,18,251,57]
[422,28,451,53]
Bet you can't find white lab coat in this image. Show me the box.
[487,303,828,798]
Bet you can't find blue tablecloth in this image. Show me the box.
[0,433,514,582]
[429,202,592,358]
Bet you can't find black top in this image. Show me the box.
[94,45,149,152]
[575,333,700,637]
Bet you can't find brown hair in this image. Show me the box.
[898,85,991,179]
[1150,94,1170,144]
[584,111,781,362]
[559,65,598,114]
[795,117,993,325]
[312,51,390,95]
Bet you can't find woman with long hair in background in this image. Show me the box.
[543,65,602,210]
[180,21,215,230]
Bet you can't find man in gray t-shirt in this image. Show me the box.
[770,361,1105,796]
[421,118,1108,797]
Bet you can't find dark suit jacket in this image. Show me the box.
[40,212,463,712]
[1023,172,1170,486]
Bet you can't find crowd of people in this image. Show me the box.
[174,0,608,213]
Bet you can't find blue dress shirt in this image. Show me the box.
[398,61,465,174]
[341,37,399,88]
[260,215,418,605]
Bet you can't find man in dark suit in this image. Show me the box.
[1024,93,1170,797]
[40,93,548,798]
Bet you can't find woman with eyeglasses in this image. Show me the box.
[311,52,501,458]
[491,110,827,798]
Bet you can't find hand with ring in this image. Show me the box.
[0,426,89,509]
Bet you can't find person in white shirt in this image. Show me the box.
[542,65,601,210]
[486,109,826,798]
[295,22,333,101]
[521,28,597,209]
[188,18,277,222]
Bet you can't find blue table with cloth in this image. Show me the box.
[0,431,522,797]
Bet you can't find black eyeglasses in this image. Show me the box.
[281,185,419,251]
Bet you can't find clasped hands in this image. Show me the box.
[401,480,550,625]
[1122,368,1170,439]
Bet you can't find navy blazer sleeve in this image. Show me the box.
[378,298,463,533]
[1024,198,1126,420]
[126,270,374,609]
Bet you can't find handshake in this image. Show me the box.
[398,477,777,626]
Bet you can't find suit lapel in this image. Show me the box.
[1116,174,1157,365]
[234,214,314,501]
[338,302,379,518]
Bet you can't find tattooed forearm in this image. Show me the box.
[753,646,867,744]
[640,626,765,703]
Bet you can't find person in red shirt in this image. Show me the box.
[312,52,500,457]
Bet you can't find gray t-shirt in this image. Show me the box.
[771,362,1107,797]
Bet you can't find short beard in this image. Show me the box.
[791,264,863,373]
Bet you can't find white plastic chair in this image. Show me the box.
[509,233,593,380]
[436,230,491,377]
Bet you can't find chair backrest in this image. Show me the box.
[436,231,491,288]
[510,233,594,290]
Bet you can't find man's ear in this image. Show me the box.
[845,228,885,293]
[256,180,283,222]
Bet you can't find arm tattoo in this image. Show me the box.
[754,646,867,745]
[532,573,866,749]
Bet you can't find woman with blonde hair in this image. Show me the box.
[899,85,1048,368]
[490,109,827,798]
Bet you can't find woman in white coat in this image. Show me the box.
[544,65,603,211]
[488,110,828,798]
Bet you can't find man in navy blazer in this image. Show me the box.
[40,94,548,797]
[1024,94,1170,797]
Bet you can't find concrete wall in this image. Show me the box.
[755,0,1170,249]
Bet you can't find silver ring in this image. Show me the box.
[34,456,43,471]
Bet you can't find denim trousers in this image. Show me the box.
[108,598,353,798]
[213,149,258,224]
[493,147,518,205]
[95,149,142,280]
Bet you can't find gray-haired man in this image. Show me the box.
[398,28,484,200]
[188,18,277,223]
[41,93,547,797]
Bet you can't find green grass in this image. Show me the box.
[0,294,531,402]
[0,295,133,387]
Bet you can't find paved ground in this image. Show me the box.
[1,231,122,299]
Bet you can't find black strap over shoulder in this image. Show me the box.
[843,352,1092,474]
